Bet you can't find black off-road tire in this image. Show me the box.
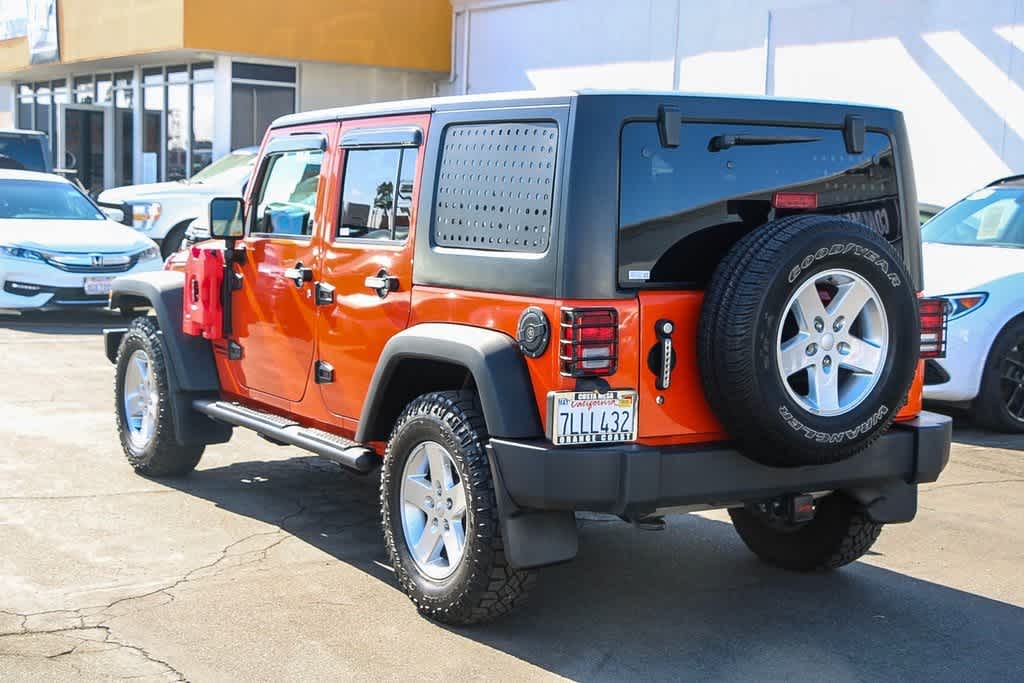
[729,493,883,572]
[114,317,204,476]
[972,317,1024,433]
[381,390,535,625]
[698,214,919,467]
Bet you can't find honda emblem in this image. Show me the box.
[91,254,103,267]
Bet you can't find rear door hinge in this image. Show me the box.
[315,360,334,384]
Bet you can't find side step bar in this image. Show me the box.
[192,399,378,474]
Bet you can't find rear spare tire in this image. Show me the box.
[698,215,918,467]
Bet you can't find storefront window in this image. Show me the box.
[143,86,164,184]
[231,84,294,149]
[166,82,188,180]
[192,81,214,175]
[115,88,133,187]
[73,76,94,104]
[96,74,112,104]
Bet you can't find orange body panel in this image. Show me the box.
[316,113,430,420]
[635,291,727,441]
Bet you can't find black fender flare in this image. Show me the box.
[355,323,543,442]
[107,271,230,446]
[108,271,220,392]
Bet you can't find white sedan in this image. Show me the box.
[0,170,163,312]
[922,177,1024,432]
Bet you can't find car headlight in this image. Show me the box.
[942,292,988,320]
[129,202,162,232]
[138,245,161,261]
[0,245,46,262]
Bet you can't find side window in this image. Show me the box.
[338,147,419,241]
[251,148,323,237]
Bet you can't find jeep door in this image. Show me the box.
[227,124,336,402]
[315,114,429,419]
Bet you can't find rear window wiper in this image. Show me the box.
[708,134,820,152]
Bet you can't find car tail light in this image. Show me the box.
[772,192,818,209]
[919,298,947,359]
[559,308,618,377]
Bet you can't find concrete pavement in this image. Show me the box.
[1,311,1022,681]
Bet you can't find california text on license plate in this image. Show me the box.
[83,276,115,296]
[549,390,637,445]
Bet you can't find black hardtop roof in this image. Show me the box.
[271,89,902,129]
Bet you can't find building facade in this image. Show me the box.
[0,0,451,194]
[446,0,1024,206]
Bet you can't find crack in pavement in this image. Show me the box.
[0,495,321,679]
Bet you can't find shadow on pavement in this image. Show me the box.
[0,309,128,336]
[159,453,1024,681]
[952,427,1024,452]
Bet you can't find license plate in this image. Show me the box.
[83,276,115,296]
[549,390,637,445]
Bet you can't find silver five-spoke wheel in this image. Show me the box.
[777,268,888,416]
[122,349,158,448]
[400,441,468,580]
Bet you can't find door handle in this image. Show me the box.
[364,271,400,298]
[283,263,313,288]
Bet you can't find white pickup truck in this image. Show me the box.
[96,147,257,258]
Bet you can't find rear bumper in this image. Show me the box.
[488,411,951,517]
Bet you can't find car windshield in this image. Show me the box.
[190,150,256,184]
[0,135,47,172]
[0,179,105,220]
[922,187,1024,248]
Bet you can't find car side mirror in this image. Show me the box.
[209,197,245,240]
[101,206,125,223]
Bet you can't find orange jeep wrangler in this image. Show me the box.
[105,91,951,625]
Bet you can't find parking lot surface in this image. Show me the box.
[1,311,1022,681]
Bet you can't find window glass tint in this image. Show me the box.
[253,149,323,236]
[618,122,898,286]
[230,84,294,149]
[0,135,47,171]
[0,180,104,220]
[395,149,418,241]
[232,62,297,83]
[338,147,418,241]
[922,188,1024,248]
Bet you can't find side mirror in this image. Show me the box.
[209,197,245,239]
[101,206,125,223]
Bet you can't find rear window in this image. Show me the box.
[618,122,899,287]
[0,135,47,172]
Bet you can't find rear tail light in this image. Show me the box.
[772,192,818,209]
[919,298,947,359]
[559,308,618,377]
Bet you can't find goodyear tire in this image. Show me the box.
[381,390,535,625]
[729,492,883,571]
[114,317,204,476]
[698,215,918,467]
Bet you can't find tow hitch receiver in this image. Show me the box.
[754,494,816,524]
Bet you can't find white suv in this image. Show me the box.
[97,147,257,258]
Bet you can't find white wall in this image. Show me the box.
[299,62,439,113]
[453,0,1024,205]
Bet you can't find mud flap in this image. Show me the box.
[486,443,578,569]
[846,480,918,523]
